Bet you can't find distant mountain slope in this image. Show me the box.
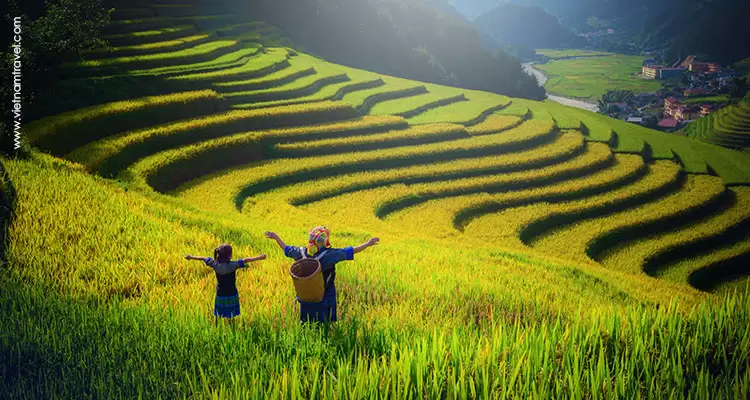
[473,4,584,49]
[226,0,545,100]
[641,0,750,65]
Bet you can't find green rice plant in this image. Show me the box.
[535,49,616,59]
[124,115,408,192]
[102,17,179,35]
[103,25,199,47]
[63,40,242,71]
[466,114,524,136]
[2,265,748,399]
[25,90,221,155]
[166,47,289,83]
[213,65,316,92]
[355,86,429,114]
[456,154,648,237]
[495,101,529,118]
[368,85,467,117]
[219,54,382,108]
[233,78,385,110]
[558,105,750,184]
[220,120,556,206]
[224,74,350,104]
[215,21,268,37]
[102,14,242,35]
[125,47,260,77]
[273,123,470,157]
[277,132,596,210]
[681,234,750,291]
[407,91,511,125]
[66,101,360,177]
[529,174,726,266]
[599,187,750,279]
[540,100,583,130]
[372,133,600,218]
[84,33,215,59]
[535,55,661,101]
[339,77,427,111]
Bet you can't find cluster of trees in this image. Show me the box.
[222,0,545,101]
[0,0,110,156]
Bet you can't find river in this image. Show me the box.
[522,62,600,113]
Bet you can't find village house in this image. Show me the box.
[626,116,644,125]
[642,65,684,80]
[664,97,699,121]
[658,119,679,131]
[680,55,722,74]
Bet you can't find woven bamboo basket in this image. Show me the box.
[290,254,325,302]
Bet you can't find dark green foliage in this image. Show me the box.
[0,0,110,156]
[222,0,545,101]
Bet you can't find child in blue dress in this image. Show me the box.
[185,244,266,322]
[265,227,379,323]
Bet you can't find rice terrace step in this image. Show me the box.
[2,0,749,398]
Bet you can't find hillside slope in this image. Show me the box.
[684,98,750,150]
[2,0,750,397]
[473,4,584,49]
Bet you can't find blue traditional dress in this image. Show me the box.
[204,258,247,318]
[284,246,354,323]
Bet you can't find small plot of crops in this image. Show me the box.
[535,55,661,101]
[535,48,616,59]
[407,91,511,125]
[399,152,645,242]
[66,101,360,177]
[530,174,726,266]
[684,99,750,150]
[598,187,750,280]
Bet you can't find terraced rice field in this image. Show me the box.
[3,0,750,398]
[684,98,750,150]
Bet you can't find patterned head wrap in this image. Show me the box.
[307,226,331,256]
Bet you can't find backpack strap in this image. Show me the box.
[300,247,334,291]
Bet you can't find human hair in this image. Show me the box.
[213,244,232,263]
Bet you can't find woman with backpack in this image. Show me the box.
[264,227,379,323]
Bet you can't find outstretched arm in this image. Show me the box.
[264,231,287,250]
[184,255,209,262]
[239,254,266,264]
[353,237,379,254]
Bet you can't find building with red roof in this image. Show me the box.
[658,119,679,129]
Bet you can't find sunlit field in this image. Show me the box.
[535,55,662,101]
[535,49,615,59]
[2,1,750,398]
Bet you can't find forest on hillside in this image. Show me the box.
[223,0,545,101]
[451,0,750,64]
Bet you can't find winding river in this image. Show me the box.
[522,62,600,113]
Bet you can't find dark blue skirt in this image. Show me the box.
[297,293,337,323]
[214,294,240,318]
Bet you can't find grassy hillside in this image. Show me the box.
[684,99,750,150]
[2,0,750,397]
